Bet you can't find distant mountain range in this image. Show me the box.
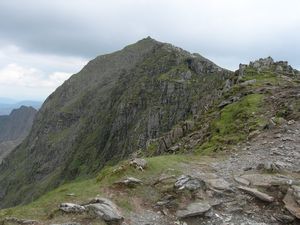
[0,100,42,115]
[0,106,37,162]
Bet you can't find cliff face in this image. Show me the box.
[0,38,232,208]
[0,106,37,162]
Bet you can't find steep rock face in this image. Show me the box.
[0,106,37,161]
[0,38,232,208]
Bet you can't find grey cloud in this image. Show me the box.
[0,0,299,70]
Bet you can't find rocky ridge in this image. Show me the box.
[0,43,300,225]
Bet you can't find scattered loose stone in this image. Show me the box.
[129,158,147,171]
[292,185,300,203]
[51,223,81,225]
[240,174,293,187]
[288,120,295,125]
[169,145,180,152]
[234,176,250,186]
[281,137,295,141]
[240,79,256,86]
[176,202,211,219]
[283,188,300,219]
[274,214,295,223]
[66,193,76,197]
[274,133,282,139]
[3,218,39,225]
[59,203,85,213]
[114,177,142,187]
[156,194,176,207]
[256,162,282,173]
[238,186,274,202]
[85,198,124,224]
[174,175,205,191]
[243,167,252,171]
[206,178,231,191]
[153,174,176,186]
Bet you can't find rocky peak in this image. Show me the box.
[239,56,299,77]
[0,38,232,209]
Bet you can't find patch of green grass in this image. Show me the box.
[0,155,189,221]
[241,68,279,86]
[97,154,186,185]
[0,178,100,220]
[196,94,266,154]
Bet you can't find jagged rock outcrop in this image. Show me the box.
[239,56,299,76]
[0,37,232,209]
[0,106,37,162]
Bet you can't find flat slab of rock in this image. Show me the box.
[234,176,250,186]
[206,178,231,191]
[59,203,85,213]
[283,187,300,219]
[240,174,293,187]
[238,186,274,202]
[174,175,205,191]
[176,202,211,219]
[86,198,123,224]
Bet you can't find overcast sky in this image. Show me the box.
[0,0,299,101]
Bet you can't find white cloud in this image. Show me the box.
[0,63,72,100]
[0,45,87,100]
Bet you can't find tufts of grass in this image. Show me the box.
[196,94,267,154]
[0,179,100,220]
[241,68,280,86]
[97,154,185,185]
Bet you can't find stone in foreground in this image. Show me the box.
[206,178,231,191]
[238,186,274,202]
[176,202,211,219]
[174,175,205,191]
[129,158,148,170]
[59,203,85,213]
[86,198,124,224]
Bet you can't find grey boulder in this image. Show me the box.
[174,175,205,191]
[86,198,124,224]
[59,203,85,213]
[176,202,211,219]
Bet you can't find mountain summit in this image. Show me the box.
[0,38,232,208]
